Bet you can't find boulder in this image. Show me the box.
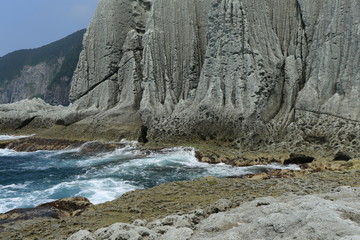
[0,197,93,224]
[159,227,193,240]
[38,197,93,216]
[206,199,233,214]
[94,222,157,240]
[68,230,97,240]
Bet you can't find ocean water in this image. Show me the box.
[0,136,300,213]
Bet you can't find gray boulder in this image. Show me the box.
[94,223,157,240]
[68,230,97,240]
[159,227,194,240]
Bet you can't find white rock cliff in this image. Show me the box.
[1,0,359,155]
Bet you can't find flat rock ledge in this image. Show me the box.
[68,186,360,240]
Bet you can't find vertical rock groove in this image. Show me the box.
[67,0,360,154]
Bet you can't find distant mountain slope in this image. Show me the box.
[0,29,85,105]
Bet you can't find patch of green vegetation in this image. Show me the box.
[0,29,85,85]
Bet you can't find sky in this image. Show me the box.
[0,0,99,57]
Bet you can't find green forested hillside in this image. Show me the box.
[0,29,85,105]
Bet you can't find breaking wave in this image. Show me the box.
[0,139,299,213]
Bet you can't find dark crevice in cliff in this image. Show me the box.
[193,1,205,81]
[295,0,309,91]
[16,116,36,130]
[296,108,360,123]
[271,60,287,124]
[133,49,144,110]
[138,125,149,143]
[139,0,151,12]
[76,70,118,100]
[76,56,137,101]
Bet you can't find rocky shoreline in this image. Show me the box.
[68,185,360,240]
[1,0,359,238]
[1,136,360,239]
[2,169,360,239]
[1,136,358,179]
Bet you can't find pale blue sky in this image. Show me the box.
[0,0,98,57]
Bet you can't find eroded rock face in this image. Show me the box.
[1,0,359,154]
[0,98,70,130]
[70,0,151,111]
[67,0,360,154]
[0,61,63,104]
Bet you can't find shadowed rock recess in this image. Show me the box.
[1,0,359,155]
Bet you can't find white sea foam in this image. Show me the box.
[146,147,196,158]
[0,197,26,213]
[0,179,138,213]
[0,196,58,213]
[34,178,137,206]
[0,182,32,190]
[119,139,138,147]
[119,147,301,179]
[0,189,57,213]
[0,134,35,141]
[0,147,65,157]
[0,148,17,156]
[0,145,301,213]
[0,148,34,157]
[77,178,138,204]
[266,163,301,170]
[73,141,141,167]
[44,147,81,157]
[74,151,133,167]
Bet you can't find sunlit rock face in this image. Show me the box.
[2,0,358,154]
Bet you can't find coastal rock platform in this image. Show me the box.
[2,170,360,240]
[69,186,360,240]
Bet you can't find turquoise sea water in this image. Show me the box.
[0,135,299,213]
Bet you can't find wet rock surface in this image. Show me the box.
[0,197,93,225]
[0,137,132,153]
[78,141,119,154]
[3,137,84,151]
